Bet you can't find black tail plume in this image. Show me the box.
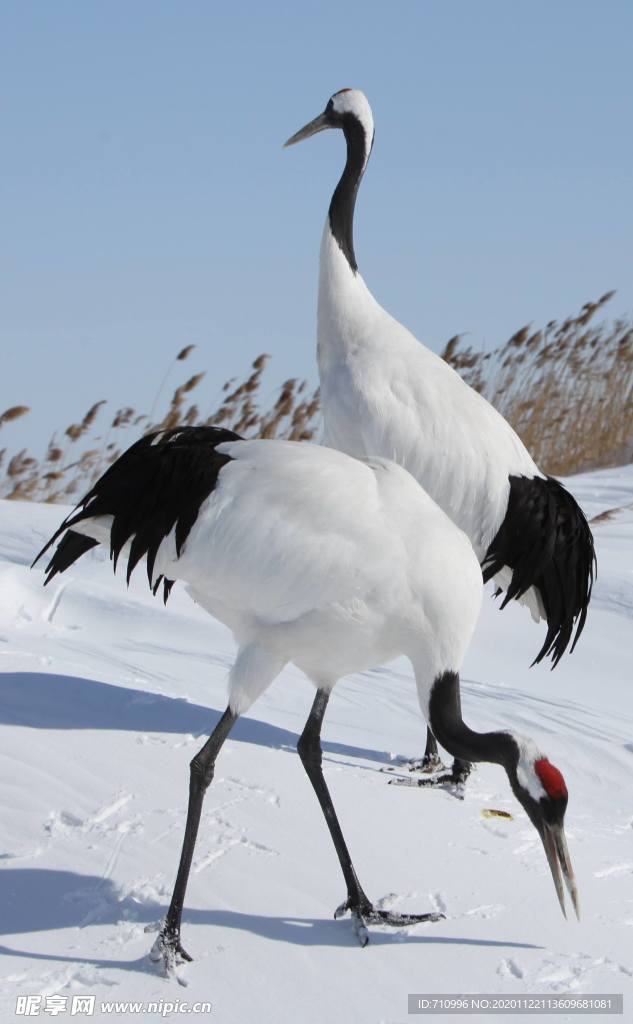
[38,531,99,585]
[482,474,596,668]
[32,425,242,601]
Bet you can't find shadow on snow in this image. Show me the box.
[0,670,388,765]
[0,869,542,969]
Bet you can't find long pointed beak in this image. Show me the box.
[541,822,580,921]
[284,111,330,148]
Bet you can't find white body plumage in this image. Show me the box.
[284,87,594,651]
[67,438,482,717]
[35,432,579,955]
[318,226,541,563]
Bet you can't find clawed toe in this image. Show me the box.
[366,907,444,926]
[334,897,444,945]
[411,753,446,773]
[412,765,471,798]
[418,770,460,785]
[149,928,193,975]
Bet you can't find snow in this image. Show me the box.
[0,464,632,1023]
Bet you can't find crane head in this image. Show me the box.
[284,88,374,153]
[509,741,579,921]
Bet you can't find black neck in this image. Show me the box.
[328,115,371,273]
[429,671,517,771]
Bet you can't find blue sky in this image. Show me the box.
[2,0,632,457]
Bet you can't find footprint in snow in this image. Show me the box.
[594,862,633,878]
[464,903,504,920]
[44,792,138,838]
[221,775,281,807]
[497,957,524,980]
[533,953,632,992]
[429,891,449,915]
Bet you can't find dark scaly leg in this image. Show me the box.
[420,728,444,770]
[389,728,472,792]
[298,689,444,946]
[382,726,445,774]
[151,705,238,972]
[416,689,472,791]
[391,714,472,797]
[402,727,445,772]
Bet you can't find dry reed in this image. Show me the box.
[440,291,632,475]
[2,294,631,503]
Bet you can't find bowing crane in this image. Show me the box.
[34,426,578,971]
[285,89,596,788]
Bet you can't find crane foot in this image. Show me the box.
[388,763,472,799]
[407,752,446,773]
[381,752,447,775]
[149,927,193,977]
[334,898,444,946]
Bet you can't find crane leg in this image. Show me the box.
[392,730,471,788]
[150,705,238,973]
[416,684,471,790]
[298,688,444,946]
[420,727,444,769]
[397,727,445,771]
[396,698,472,794]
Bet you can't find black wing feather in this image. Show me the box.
[40,531,100,584]
[32,425,242,600]
[482,474,596,668]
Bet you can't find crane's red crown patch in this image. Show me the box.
[534,758,568,800]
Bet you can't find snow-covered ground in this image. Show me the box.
[0,465,631,1023]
